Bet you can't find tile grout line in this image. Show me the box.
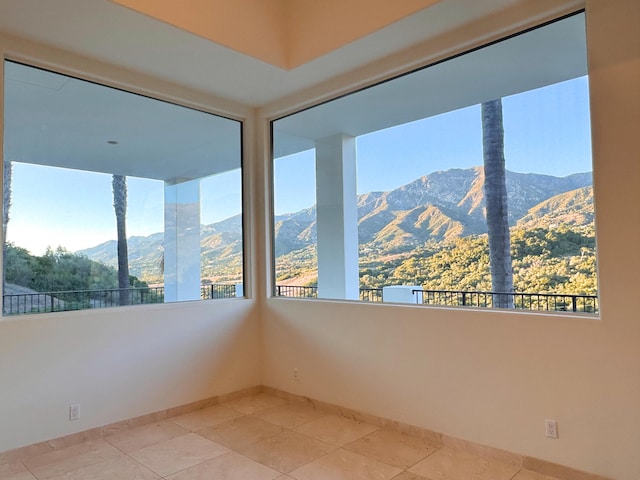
[20,459,38,480]
[245,408,438,478]
[108,441,165,480]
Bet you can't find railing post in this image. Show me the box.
[461,292,467,306]
[572,295,578,312]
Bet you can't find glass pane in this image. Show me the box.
[3,61,243,315]
[271,13,597,314]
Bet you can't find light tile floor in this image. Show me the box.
[2,393,563,480]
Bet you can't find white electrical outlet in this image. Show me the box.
[69,404,81,421]
[293,368,300,382]
[545,419,558,438]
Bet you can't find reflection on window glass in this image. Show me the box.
[272,13,598,314]
[3,61,243,315]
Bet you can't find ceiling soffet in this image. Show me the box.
[110,0,442,69]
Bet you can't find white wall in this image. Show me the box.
[0,35,262,453]
[0,300,261,452]
[259,1,640,479]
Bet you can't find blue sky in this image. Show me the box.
[274,76,592,215]
[7,167,242,255]
[7,76,591,256]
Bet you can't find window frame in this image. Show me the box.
[1,58,250,315]
[268,9,598,315]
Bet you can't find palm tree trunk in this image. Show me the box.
[3,160,12,300]
[481,99,514,308]
[112,174,129,306]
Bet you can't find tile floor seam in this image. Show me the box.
[342,426,443,473]
[121,449,167,479]
[102,436,128,456]
[240,433,336,474]
[24,440,123,480]
[253,413,323,431]
[159,450,223,478]
[192,422,283,455]
[401,446,441,471]
[237,455,287,475]
[20,459,38,480]
[280,428,342,453]
[510,468,528,480]
[192,428,284,476]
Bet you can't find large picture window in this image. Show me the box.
[272,12,597,314]
[3,61,244,315]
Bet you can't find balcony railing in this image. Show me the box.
[201,283,238,300]
[274,285,598,314]
[360,287,384,302]
[412,289,598,313]
[4,283,598,315]
[274,285,318,299]
[275,285,383,302]
[3,284,239,315]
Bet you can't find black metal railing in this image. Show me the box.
[274,285,383,302]
[4,283,597,315]
[3,286,165,315]
[274,285,598,314]
[3,284,239,315]
[359,288,383,302]
[413,289,598,313]
[275,285,318,299]
[201,283,238,300]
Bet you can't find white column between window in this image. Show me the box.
[315,134,359,300]
[164,179,201,302]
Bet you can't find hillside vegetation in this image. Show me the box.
[4,244,148,293]
[276,168,596,294]
[62,166,598,295]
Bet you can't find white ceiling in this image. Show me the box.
[0,0,525,107]
[4,61,242,182]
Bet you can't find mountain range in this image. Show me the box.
[78,166,594,281]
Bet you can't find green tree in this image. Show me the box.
[481,99,513,308]
[3,243,34,287]
[112,174,130,305]
[4,243,151,295]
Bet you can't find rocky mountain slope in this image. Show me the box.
[274,167,591,253]
[78,167,593,280]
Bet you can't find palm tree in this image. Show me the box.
[481,99,514,308]
[2,160,13,295]
[3,160,12,297]
[112,174,129,306]
[3,160,11,230]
